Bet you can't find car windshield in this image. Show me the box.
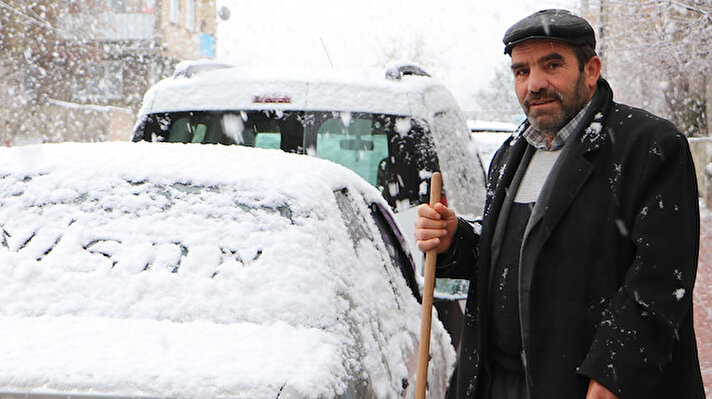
[135,110,438,209]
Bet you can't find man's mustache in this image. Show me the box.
[524,90,564,109]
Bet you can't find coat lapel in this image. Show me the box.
[517,90,612,363]
[483,133,530,266]
[477,131,530,315]
[522,99,610,249]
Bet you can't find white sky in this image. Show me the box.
[216,0,579,113]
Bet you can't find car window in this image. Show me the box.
[167,113,229,145]
[255,132,281,149]
[333,187,401,305]
[332,188,373,246]
[332,187,421,308]
[316,116,388,186]
[149,110,304,152]
[379,116,437,209]
[137,111,439,212]
[0,176,303,278]
[368,202,420,301]
[431,110,486,213]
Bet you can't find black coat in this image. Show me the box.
[438,79,705,399]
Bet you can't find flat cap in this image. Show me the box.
[503,9,596,54]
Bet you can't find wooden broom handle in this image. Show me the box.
[415,171,442,399]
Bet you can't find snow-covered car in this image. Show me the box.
[466,119,518,134]
[470,132,515,171]
[0,142,455,399]
[467,119,518,170]
[131,61,487,285]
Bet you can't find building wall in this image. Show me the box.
[0,0,216,145]
[160,0,216,60]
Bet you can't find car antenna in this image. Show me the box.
[319,37,334,68]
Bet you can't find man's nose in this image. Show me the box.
[527,68,549,94]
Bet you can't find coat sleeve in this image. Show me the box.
[434,217,480,279]
[578,130,700,397]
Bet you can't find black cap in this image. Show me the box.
[503,9,596,54]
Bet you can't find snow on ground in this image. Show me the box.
[0,142,455,398]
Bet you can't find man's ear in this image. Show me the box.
[585,56,602,89]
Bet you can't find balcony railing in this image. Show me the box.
[58,13,155,41]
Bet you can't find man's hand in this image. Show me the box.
[586,379,618,399]
[413,202,458,254]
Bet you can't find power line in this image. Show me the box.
[0,1,57,31]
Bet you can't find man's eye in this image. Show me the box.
[514,69,528,76]
[547,63,561,70]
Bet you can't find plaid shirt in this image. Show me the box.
[523,100,593,151]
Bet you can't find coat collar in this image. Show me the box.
[482,78,614,266]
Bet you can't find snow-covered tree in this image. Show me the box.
[471,60,522,124]
[586,0,711,136]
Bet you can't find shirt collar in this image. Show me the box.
[523,99,593,151]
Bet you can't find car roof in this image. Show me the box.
[467,119,519,132]
[0,142,450,397]
[137,62,455,118]
[0,141,381,201]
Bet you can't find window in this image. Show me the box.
[333,187,418,301]
[200,33,216,58]
[316,116,388,187]
[73,62,123,102]
[369,202,420,300]
[108,0,126,12]
[185,0,195,31]
[145,110,302,151]
[170,0,180,24]
[166,113,231,145]
[135,110,436,210]
[333,188,372,248]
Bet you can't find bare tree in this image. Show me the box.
[471,60,522,123]
[0,1,178,144]
[591,0,711,136]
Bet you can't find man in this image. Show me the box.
[415,9,705,399]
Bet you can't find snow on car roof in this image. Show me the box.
[466,119,518,132]
[137,65,446,118]
[0,142,449,398]
[0,141,381,201]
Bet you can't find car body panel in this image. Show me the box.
[0,142,455,398]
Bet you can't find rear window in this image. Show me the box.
[0,176,306,277]
[134,110,438,209]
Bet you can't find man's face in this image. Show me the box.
[510,40,596,135]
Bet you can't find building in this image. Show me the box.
[0,0,216,144]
